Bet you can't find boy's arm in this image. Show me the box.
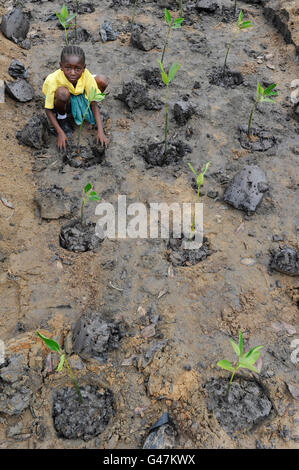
[90,101,109,147]
[45,109,67,150]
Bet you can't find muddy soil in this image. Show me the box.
[0,0,298,450]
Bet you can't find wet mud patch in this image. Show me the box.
[139,141,192,167]
[270,246,299,276]
[239,125,277,152]
[166,235,212,267]
[62,141,105,168]
[59,219,104,252]
[52,385,114,441]
[35,185,78,220]
[72,311,123,363]
[209,67,243,88]
[206,378,273,435]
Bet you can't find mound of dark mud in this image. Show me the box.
[59,219,104,252]
[239,125,277,152]
[166,235,212,267]
[209,67,243,88]
[140,141,192,166]
[62,141,105,168]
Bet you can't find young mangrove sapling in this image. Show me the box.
[77,87,106,149]
[55,4,77,45]
[247,82,278,136]
[158,59,181,155]
[36,330,83,403]
[81,182,100,227]
[223,10,252,73]
[188,161,210,235]
[161,8,184,64]
[217,330,263,396]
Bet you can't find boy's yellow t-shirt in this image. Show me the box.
[42,68,101,109]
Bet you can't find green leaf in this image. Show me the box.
[188,163,197,177]
[89,191,97,196]
[157,60,168,85]
[240,21,253,29]
[263,83,277,95]
[256,81,262,99]
[36,331,61,354]
[61,4,68,19]
[174,18,184,25]
[238,361,258,373]
[84,183,92,194]
[88,195,100,201]
[245,345,263,363]
[260,97,276,103]
[202,161,210,176]
[57,354,65,372]
[217,360,235,372]
[197,173,204,188]
[67,13,77,23]
[168,62,181,83]
[237,10,243,25]
[230,339,240,357]
[165,8,172,25]
[239,330,243,357]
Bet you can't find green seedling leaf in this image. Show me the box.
[240,21,253,29]
[260,97,276,103]
[217,360,235,372]
[256,81,262,98]
[88,195,100,201]
[173,17,184,28]
[61,4,68,18]
[202,161,210,176]
[188,163,197,177]
[230,339,240,357]
[157,60,168,85]
[165,8,172,25]
[238,361,258,373]
[245,345,264,363]
[263,83,277,95]
[237,10,243,25]
[89,191,97,196]
[239,330,243,356]
[168,62,181,83]
[67,13,77,23]
[57,354,65,372]
[36,331,61,354]
[84,183,92,193]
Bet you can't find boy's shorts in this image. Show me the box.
[45,93,96,126]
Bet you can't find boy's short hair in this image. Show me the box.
[60,45,85,65]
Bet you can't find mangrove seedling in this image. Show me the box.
[161,8,184,64]
[55,4,77,45]
[180,0,183,18]
[217,330,263,396]
[131,0,139,26]
[81,182,100,227]
[77,87,106,149]
[248,82,278,136]
[234,0,237,16]
[158,59,181,155]
[223,10,252,73]
[36,330,83,403]
[188,161,210,234]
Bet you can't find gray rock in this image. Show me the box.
[196,0,218,13]
[72,312,123,363]
[223,165,269,213]
[8,60,28,80]
[5,78,34,102]
[0,8,30,42]
[16,114,49,149]
[131,27,157,51]
[143,424,176,449]
[263,0,299,56]
[206,378,273,434]
[99,21,119,42]
[173,100,195,125]
[270,246,299,276]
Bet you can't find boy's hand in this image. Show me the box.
[97,130,109,148]
[57,131,67,150]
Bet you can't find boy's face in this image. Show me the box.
[60,55,85,85]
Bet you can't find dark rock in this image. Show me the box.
[59,219,104,252]
[223,165,269,213]
[207,190,218,199]
[272,234,285,242]
[166,235,212,267]
[173,100,195,125]
[8,60,28,80]
[5,78,34,102]
[99,21,119,42]
[193,81,201,89]
[206,378,273,435]
[140,68,163,88]
[239,125,276,152]
[35,185,77,220]
[209,67,243,88]
[270,246,299,276]
[72,311,123,363]
[77,2,96,14]
[143,424,176,449]
[53,385,114,441]
[196,0,218,13]
[68,27,92,44]
[117,81,162,112]
[140,141,192,167]
[0,8,30,42]
[0,253,6,262]
[131,26,157,51]
[16,114,49,149]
